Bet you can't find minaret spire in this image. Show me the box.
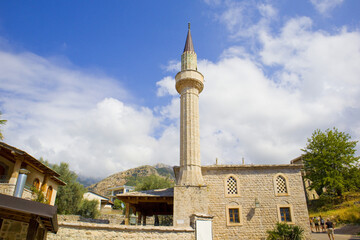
[183,22,194,53]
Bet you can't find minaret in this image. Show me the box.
[175,23,204,186]
[173,24,209,227]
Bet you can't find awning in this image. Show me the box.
[0,193,58,233]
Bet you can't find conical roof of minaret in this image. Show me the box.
[183,23,195,52]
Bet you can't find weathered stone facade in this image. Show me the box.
[203,164,311,240]
[173,186,209,227]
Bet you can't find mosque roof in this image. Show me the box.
[117,188,174,198]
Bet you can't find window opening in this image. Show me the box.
[280,207,291,222]
[229,208,240,223]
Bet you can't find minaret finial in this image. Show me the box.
[188,22,191,30]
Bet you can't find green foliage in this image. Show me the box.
[266,223,304,240]
[155,167,175,179]
[309,192,360,224]
[113,199,124,210]
[39,157,51,168]
[30,186,48,204]
[302,128,360,197]
[125,175,138,186]
[0,111,7,140]
[52,162,86,214]
[134,174,174,191]
[77,199,99,219]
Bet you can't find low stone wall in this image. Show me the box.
[58,214,154,226]
[0,183,15,196]
[48,222,195,240]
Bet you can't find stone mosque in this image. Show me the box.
[0,24,312,239]
[118,24,312,240]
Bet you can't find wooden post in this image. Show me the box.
[125,202,130,225]
[26,218,39,240]
[137,212,142,225]
[142,215,147,226]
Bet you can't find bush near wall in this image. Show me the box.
[77,199,99,219]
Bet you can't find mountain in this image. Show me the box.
[87,164,175,196]
[77,175,102,188]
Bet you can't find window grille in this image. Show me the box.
[276,175,287,194]
[227,176,238,195]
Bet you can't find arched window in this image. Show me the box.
[274,174,290,196]
[46,186,53,204]
[33,178,40,190]
[225,175,239,197]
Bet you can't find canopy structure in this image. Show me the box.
[0,193,58,239]
[117,188,173,225]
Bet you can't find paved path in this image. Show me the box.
[311,232,360,240]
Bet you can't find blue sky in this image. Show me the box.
[0,0,359,178]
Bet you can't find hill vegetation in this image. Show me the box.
[87,164,175,196]
[308,192,360,224]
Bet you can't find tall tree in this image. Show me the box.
[302,128,360,197]
[52,162,85,214]
[0,111,7,140]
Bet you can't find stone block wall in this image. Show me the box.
[202,165,311,240]
[0,183,15,196]
[0,219,28,240]
[48,223,195,240]
[173,185,208,227]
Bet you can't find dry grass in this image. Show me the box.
[309,192,360,224]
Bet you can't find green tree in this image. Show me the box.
[113,199,125,210]
[302,128,360,197]
[77,199,99,219]
[0,111,7,140]
[135,174,174,191]
[52,162,85,214]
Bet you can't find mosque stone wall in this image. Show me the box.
[202,165,311,240]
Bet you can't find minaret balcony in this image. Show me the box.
[175,70,204,93]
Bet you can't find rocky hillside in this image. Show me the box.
[87,164,174,196]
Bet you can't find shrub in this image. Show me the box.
[113,199,124,210]
[77,199,99,219]
[267,223,304,240]
[31,186,48,204]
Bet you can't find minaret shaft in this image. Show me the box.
[173,23,209,228]
[175,26,204,186]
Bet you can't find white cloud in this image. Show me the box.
[310,0,344,15]
[158,16,360,166]
[0,49,173,177]
[1,3,359,180]
[156,76,178,97]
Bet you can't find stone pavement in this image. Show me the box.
[311,232,360,240]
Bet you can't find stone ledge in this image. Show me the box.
[59,222,195,232]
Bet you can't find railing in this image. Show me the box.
[0,175,9,183]
[24,183,33,191]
